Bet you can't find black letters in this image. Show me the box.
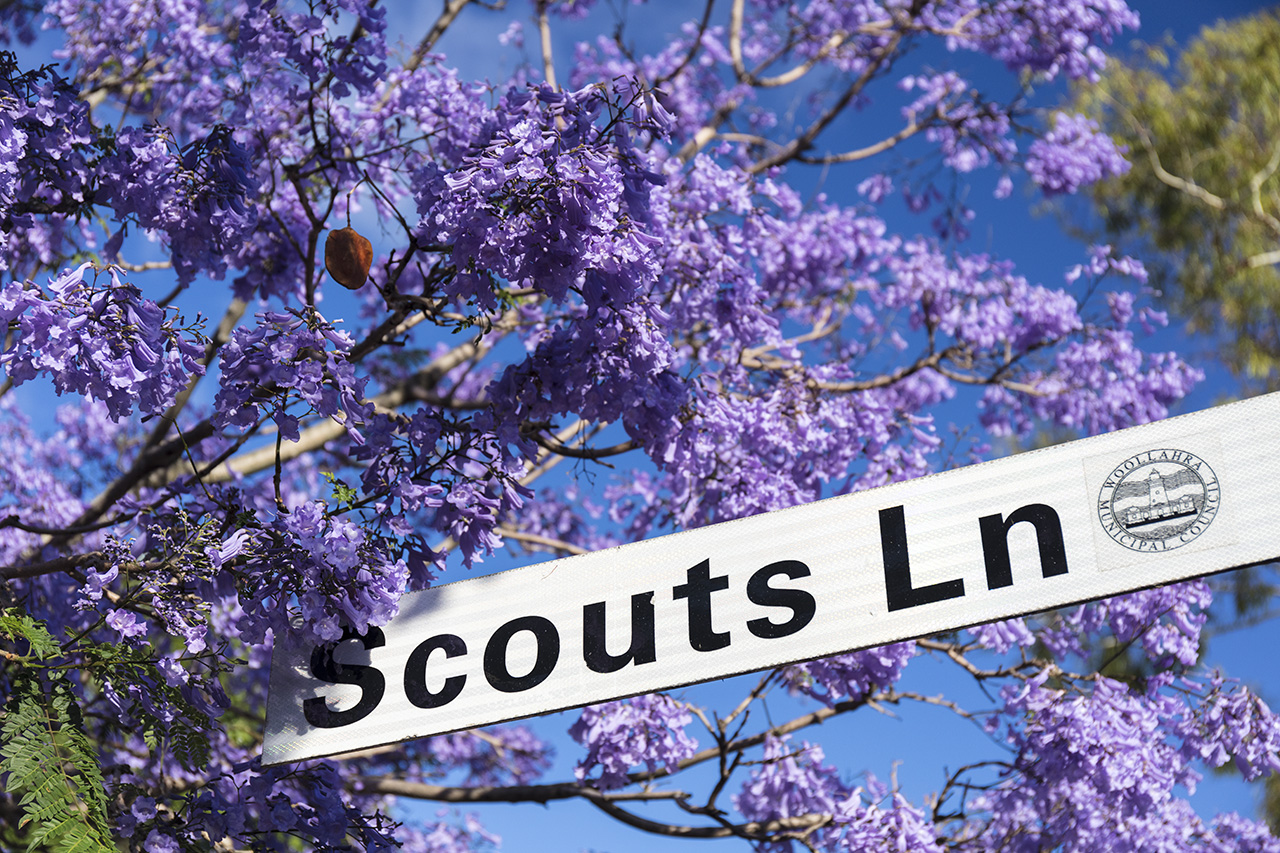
[404,634,467,709]
[484,615,560,693]
[583,592,657,673]
[673,559,732,651]
[303,626,386,728]
[303,501,1076,726]
[746,560,816,639]
[979,503,1068,590]
[880,505,966,612]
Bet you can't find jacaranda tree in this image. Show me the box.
[1,1,1278,851]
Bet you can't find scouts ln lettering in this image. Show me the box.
[303,501,1068,728]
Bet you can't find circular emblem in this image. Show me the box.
[1097,449,1220,552]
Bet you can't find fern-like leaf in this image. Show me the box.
[1,618,117,853]
[0,608,61,659]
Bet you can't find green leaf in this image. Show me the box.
[0,608,62,660]
[0,673,117,853]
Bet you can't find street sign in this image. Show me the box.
[263,393,1280,766]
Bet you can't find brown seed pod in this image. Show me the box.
[324,226,373,289]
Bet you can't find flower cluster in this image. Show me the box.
[44,0,235,134]
[1041,580,1212,668]
[397,815,500,853]
[235,0,388,103]
[967,618,1037,654]
[232,501,410,645]
[0,1,38,44]
[733,736,853,850]
[98,124,259,283]
[159,759,399,852]
[213,308,372,442]
[1176,675,1280,781]
[0,396,123,569]
[973,672,1280,852]
[901,72,1017,174]
[0,51,98,274]
[734,736,943,853]
[413,82,667,307]
[783,642,916,706]
[411,82,688,463]
[570,694,699,790]
[349,408,529,572]
[0,263,205,420]
[1026,111,1131,196]
[941,0,1141,81]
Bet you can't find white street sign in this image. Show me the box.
[264,393,1280,765]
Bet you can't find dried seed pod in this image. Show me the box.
[324,226,373,289]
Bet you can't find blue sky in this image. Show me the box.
[7,0,1279,848]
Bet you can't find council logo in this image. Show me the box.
[1096,448,1220,552]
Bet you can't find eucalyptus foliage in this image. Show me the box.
[1069,7,1280,384]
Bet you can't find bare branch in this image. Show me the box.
[1248,135,1280,235]
[530,433,641,460]
[738,310,838,368]
[748,31,904,174]
[518,419,597,485]
[535,0,558,89]
[728,0,748,82]
[361,776,832,840]
[496,526,590,556]
[1247,248,1280,268]
[753,31,848,88]
[586,794,832,840]
[406,0,475,73]
[72,420,217,533]
[361,777,583,804]
[1123,111,1226,211]
[114,259,173,272]
[795,114,926,165]
[187,331,493,484]
[932,363,1046,397]
[654,0,716,87]
[1,551,110,581]
[916,637,1040,681]
[761,349,948,393]
[719,670,776,730]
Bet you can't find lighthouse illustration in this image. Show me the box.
[1148,468,1167,505]
[1118,467,1199,530]
[1098,448,1219,551]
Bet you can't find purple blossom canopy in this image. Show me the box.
[0,0,1276,851]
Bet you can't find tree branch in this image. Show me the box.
[1247,248,1280,268]
[586,794,832,840]
[1125,112,1226,211]
[360,776,832,840]
[752,349,949,393]
[795,114,926,165]
[405,0,475,72]
[529,433,641,460]
[495,526,590,556]
[653,0,715,87]
[535,0,558,90]
[1,551,110,581]
[748,31,904,174]
[1248,135,1280,235]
